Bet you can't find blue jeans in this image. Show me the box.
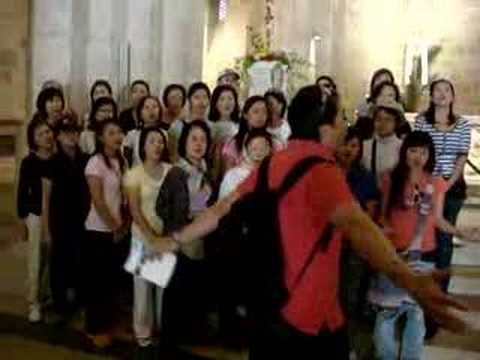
[373,302,425,360]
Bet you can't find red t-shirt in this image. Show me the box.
[381,173,448,252]
[237,140,354,334]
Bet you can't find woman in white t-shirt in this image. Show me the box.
[124,127,173,348]
[84,119,126,348]
[219,129,273,199]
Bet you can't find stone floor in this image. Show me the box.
[0,177,479,359]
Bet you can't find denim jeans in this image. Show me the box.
[373,302,425,360]
[435,192,464,291]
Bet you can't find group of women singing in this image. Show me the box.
[16,67,476,359]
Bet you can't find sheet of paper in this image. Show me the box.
[139,253,177,288]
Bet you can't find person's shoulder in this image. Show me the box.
[414,114,429,127]
[86,153,105,170]
[456,116,471,128]
[169,165,188,179]
[124,165,144,187]
[393,135,403,146]
[224,165,248,180]
[21,152,35,164]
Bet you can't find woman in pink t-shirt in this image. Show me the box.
[84,119,127,348]
[371,131,473,360]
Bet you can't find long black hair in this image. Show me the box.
[88,97,118,131]
[369,68,395,95]
[136,96,163,129]
[208,85,240,123]
[343,126,364,168]
[234,96,270,153]
[423,79,457,126]
[36,87,65,118]
[264,89,288,118]
[162,83,187,108]
[94,119,125,173]
[138,127,170,163]
[187,82,211,103]
[90,79,113,104]
[27,118,51,151]
[177,119,212,161]
[369,80,401,104]
[386,131,436,215]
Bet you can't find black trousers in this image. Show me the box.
[249,317,350,360]
[50,227,84,314]
[162,254,209,342]
[84,231,125,334]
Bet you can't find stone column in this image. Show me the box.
[30,0,73,108]
[159,0,208,88]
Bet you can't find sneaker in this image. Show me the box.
[28,304,41,323]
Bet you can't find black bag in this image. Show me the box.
[214,155,335,320]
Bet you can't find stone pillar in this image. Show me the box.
[0,0,28,121]
[159,0,208,88]
[31,0,73,107]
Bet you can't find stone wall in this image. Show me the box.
[31,0,207,116]
[0,0,28,164]
[0,0,28,121]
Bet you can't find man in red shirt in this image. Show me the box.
[155,86,467,359]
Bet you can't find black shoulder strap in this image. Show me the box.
[255,155,272,195]
[256,155,332,197]
[278,156,330,197]
[291,223,334,292]
[256,155,336,293]
[371,139,377,178]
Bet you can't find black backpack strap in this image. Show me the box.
[290,223,334,292]
[278,156,330,197]
[277,156,336,294]
[255,155,273,195]
[254,155,336,294]
[371,139,377,178]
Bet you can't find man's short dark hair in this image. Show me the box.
[287,85,338,141]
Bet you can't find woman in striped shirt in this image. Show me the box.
[414,79,472,292]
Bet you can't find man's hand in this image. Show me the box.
[458,227,480,242]
[406,270,468,333]
[152,236,179,254]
